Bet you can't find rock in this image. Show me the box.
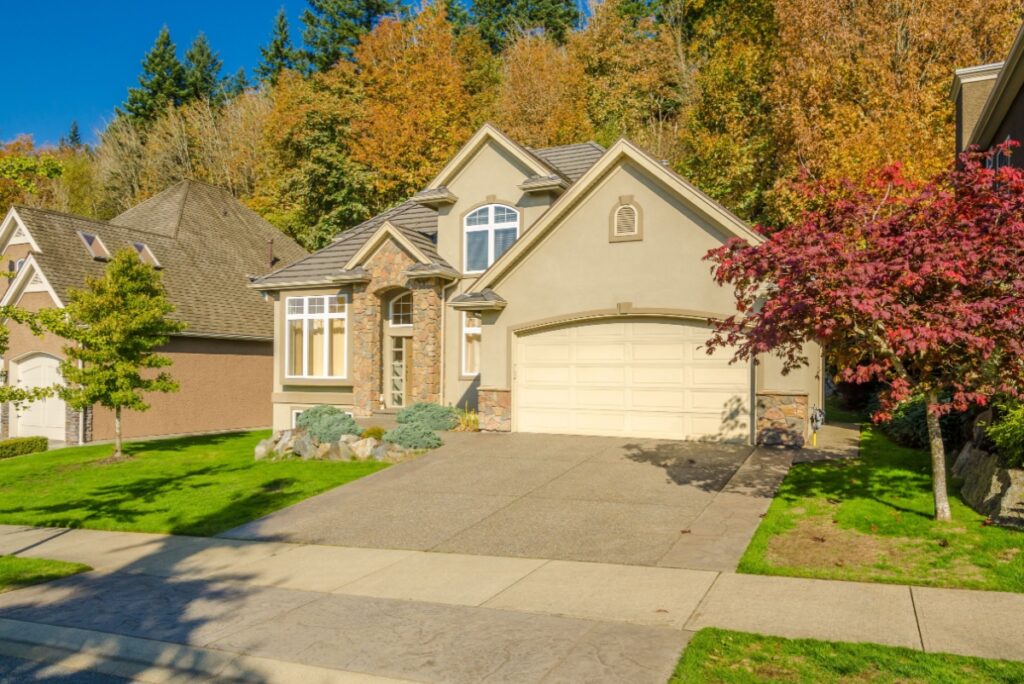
[329,442,353,461]
[959,448,1024,528]
[292,432,316,460]
[254,437,276,461]
[351,438,378,460]
[340,434,360,445]
[371,444,391,461]
[386,447,408,463]
[313,442,333,460]
[273,429,296,458]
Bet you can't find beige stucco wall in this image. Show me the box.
[957,76,999,152]
[474,159,822,429]
[0,243,33,302]
[2,291,66,366]
[91,336,273,441]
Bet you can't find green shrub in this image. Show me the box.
[0,436,49,459]
[395,402,458,430]
[383,422,442,449]
[881,394,968,450]
[295,405,360,443]
[986,403,1024,468]
[360,426,386,441]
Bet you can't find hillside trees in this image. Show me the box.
[474,0,582,50]
[257,9,303,84]
[122,27,188,123]
[302,0,401,71]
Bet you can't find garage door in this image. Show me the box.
[12,354,66,441]
[514,318,750,441]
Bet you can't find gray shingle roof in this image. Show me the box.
[255,136,606,290]
[14,180,307,340]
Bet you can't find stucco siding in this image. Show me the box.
[0,243,33,301]
[91,336,273,441]
[2,291,65,366]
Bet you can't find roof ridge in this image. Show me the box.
[12,204,113,225]
[173,180,191,239]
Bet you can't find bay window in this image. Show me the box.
[464,204,519,273]
[285,294,347,379]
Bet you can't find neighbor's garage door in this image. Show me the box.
[513,318,750,441]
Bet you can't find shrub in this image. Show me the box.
[454,408,479,432]
[395,402,458,430]
[986,403,1024,468]
[360,426,386,441]
[295,405,361,443]
[881,394,969,450]
[0,436,48,459]
[383,422,442,449]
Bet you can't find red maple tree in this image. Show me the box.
[705,143,1024,521]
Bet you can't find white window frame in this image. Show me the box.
[284,294,349,380]
[389,291,413,327]
[461,311,481,377]
[463,204,519,274]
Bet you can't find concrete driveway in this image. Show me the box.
[224,432,792,571]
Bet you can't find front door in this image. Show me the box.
[13,354,66,441]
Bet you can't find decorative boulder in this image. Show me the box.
[329,442,353,461]
[340,434,360,445]
[351,438,378,461]
[291,432,316,460]
[371,444,391,461]
[254,437,276,461]
[313,442,333,460]
[958,447,1024,527]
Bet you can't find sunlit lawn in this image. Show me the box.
[740,427,1024,592]
[670,628,1024,683]
[0,555,90,593]
[0,430,387,536]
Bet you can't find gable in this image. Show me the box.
[0,208,41,254]
[0,255,62,309]
[426,124,552,191]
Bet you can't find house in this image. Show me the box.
[0,180,307,444]
[952,21,1024,163]
[251,125,823,445]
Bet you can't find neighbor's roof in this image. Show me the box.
[254,138,607,289]
[12,180,307,339]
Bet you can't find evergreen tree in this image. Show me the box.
[67,121,82,148]
[301,0,400,71]
[444,0,471,32]
[256,8,301,84]
[184,33,224,103]
[222,67,250,98]
[122,26,187,122]
[43,250,186,459]
[473,0,581,51]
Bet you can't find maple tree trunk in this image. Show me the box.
[114,406,123,459]
[925,389,952,522]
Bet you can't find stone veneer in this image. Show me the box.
[349,239,444,416]
[756,392,808,447]
[0,402,7,440]
[478,388,511,432]
[64,405,93,445]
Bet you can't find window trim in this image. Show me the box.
[608,196,643,243]
[284,294,349,380]
[77,231,111,261]
[388,291,413,328]
[461,311,482,377]
[463,204,519,274]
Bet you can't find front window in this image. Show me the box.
[285,294,347,379]
[389,292,413,327]
[464,204,519,273]
[462,312,481,376]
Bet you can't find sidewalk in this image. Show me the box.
[1,524,1022,682]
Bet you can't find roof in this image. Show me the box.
[7,180,307,339]
[254,128,608,290]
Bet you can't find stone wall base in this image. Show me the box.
[478,388,511,432]
[64,405,93,445]
[0,402,7,440]
[756,392,808,447]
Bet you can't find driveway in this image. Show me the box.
[224,432,792,570]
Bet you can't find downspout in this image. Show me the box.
[439,278,459,405]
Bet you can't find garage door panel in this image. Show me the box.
[515,318,750,442]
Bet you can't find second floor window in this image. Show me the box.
[285,294,347,379]
[464,204,519,273]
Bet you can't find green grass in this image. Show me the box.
[0,555,90,593]
[670,628,1024,683]
[824,395,866,424]
[0,430,387,536]
[739,427,1024,592]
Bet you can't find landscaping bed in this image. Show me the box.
[0,556,90,593]
[670,628,1024,683]
[0,430,386,536]
[740,427,1024,592]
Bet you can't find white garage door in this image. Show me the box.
[514,319,750,441]
[12,354,65,441]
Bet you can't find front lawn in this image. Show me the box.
[0,430,387,536]
[740,427,1024,592]
[670,628,1024,683]
[0,556,90,593]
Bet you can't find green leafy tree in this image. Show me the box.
[257,8,302,84]
[473,0,581,51]
[183,33,224,103]
[43,250,186,459]
[0,306,54,408]
[122,27,187,123]
[302,0,400,71]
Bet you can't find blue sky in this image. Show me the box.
[2,1,308,147]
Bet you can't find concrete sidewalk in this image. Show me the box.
[1,524,1023,683]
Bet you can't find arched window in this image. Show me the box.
[389,292,413,327]
[464,204,519,273]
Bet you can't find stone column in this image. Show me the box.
[410,280,442,404]
[63,405,93,445]
[756,392,808,447]
[0,402,8,439]
[478,388,512,431]
[350,285,381,416]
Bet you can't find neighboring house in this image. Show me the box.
[952,21,1024,163]
[0,180,307,444]
[252,124,823,445]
